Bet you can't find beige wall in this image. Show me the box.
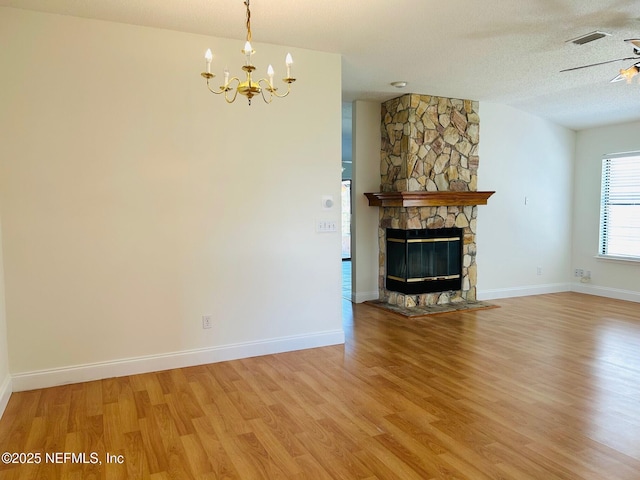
[351,101,380,302]
[0,215,10,415]
[0,7,343,378]
[572,120,640,301]
[476,103,576,298]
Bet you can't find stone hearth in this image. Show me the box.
[365,299,498,318]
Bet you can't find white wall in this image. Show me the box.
[477,103,576,299]
[0,7,344,390]
[351,101,381,302]
[572,121,640,302]
[0,215,10,417]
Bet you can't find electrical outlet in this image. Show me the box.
[202,315,212,329]
[574,268,584,277]
[536,266,542,275]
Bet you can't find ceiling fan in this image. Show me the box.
[561,38,640,83]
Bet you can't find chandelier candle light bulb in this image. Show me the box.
[205,49,212,74]
[267,64,274,86]
[244,41,253,56]
[200,0,296,105]
[286,53,293,78]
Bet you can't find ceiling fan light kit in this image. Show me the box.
[612,63,640,83]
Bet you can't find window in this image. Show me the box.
[599,152,640,260]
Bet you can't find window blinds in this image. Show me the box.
[599,152,640,259]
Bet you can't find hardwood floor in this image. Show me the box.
[1,292,639,479]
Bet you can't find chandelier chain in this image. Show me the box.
[245,0,252,42]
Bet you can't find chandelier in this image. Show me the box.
[201,0,296,105]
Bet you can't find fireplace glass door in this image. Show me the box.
[386,228,463,294]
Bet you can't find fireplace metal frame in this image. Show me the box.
[386,227,463,295]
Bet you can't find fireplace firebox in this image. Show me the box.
[386,228,463,295]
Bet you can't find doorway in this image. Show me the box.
[341,180,351,260]
[341,180,352,300]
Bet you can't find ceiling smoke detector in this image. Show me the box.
[567,31,611,45]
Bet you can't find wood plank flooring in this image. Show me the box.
[1,292,639,479]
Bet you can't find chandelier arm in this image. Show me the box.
[203,76,241,97]
[224,89,241,104]
[204,79,225,95]
[259,89,274,104]
[265,79,295,99]
[223,77,242,103]
[255,79,274,104]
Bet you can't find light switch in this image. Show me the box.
[316,220,338,233]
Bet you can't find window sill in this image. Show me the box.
[595,254,640,264]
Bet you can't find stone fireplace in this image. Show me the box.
[365,94,494,308]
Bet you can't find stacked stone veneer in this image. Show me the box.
[379,94,480,307]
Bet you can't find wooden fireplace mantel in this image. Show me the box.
[364,191,495,207]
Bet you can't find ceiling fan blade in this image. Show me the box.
[625,38,640,52]
[560,57,639,72]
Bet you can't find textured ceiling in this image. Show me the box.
[2,0,640,130]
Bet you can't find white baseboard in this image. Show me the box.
[352,291,379,303]
[571,283,640,303]
[477,281,640,304]
[11,329,345,392]
[0,374,11,420]
[478,282,571,300]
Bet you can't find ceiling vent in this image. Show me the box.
[567,31,611,45]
